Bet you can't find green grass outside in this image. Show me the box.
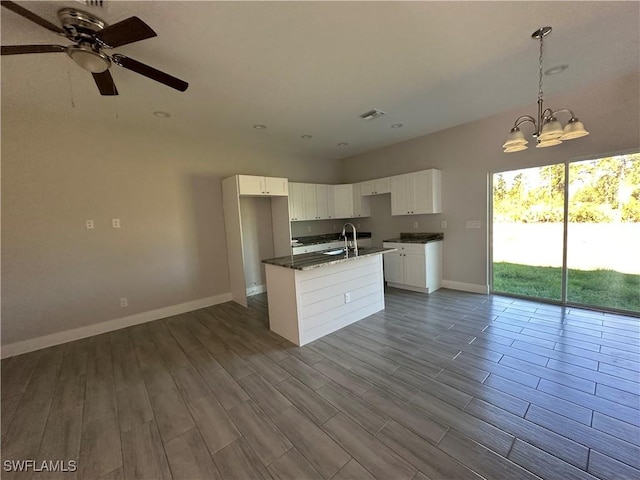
[493,262,640,313]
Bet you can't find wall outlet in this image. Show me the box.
[307,226,312,233]
[344,292,351,303]
[112,218,121,229]
[413,221,419,229]
[120,297,128,307]
[86,219,94,229]
[333,224,337,230]
[356,223,361,229]
[441,220,447,229]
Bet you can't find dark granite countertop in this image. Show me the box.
[292,232,372,247]
[383,232,444,244]
[263,246,395,271]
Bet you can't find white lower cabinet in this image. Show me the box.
[382,241,442,293]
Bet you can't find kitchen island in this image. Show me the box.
[262,247,395,346]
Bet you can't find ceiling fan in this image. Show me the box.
[0,0,188,95]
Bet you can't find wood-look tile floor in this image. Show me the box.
[2,288,639,480]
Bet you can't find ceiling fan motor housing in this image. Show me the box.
[58,8,107,44]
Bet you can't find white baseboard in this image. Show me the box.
[1,293,232,359]
[441,280,489,295]
[246,284,266,297]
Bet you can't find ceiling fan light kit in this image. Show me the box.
[0,1,188,96]
[503,26,589,153]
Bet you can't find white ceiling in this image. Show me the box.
[2,1,639,160]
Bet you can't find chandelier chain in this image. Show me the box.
[538,34,544,103]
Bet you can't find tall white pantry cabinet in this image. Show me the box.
[223,175,291,307]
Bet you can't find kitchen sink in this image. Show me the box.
[323,249,345,255]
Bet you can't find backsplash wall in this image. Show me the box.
[290,219,343,238]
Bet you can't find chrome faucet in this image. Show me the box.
[341,223,358,258]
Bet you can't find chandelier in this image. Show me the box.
[503,27,589,153]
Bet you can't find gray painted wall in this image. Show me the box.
[1,111,341,346]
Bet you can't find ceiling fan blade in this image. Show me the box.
[92,70,118,96]
[112,54,188,92]
[1,1,64,35]
[95,17,156,48]
[1,44,66,55]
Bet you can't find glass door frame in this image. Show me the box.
[488,149,639,317]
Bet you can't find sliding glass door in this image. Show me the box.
[491,153,640,314]
[566,155,640,312]
[492,165,565,301]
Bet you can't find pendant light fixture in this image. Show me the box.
[503,27,589,153]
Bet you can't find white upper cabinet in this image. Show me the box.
[316,184,330,219]
[333,184,353,219]
[289,183,338,221]
[391,169,441,215]
[302,183,318,220]
[352,183,371,218]
[238,175,288,196]
[264,177,289,196]
[360,177,391,195]
[288,183,305,221]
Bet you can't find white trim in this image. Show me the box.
[246,284,267,297]
[442,280,489,295]
[1,293,232,359]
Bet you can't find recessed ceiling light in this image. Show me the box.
[253,124,267,129]
[544,64,569,75]
[338,142,349,147]
[301,135,313,139]
[391,123,403,128]
[153,111,170,118]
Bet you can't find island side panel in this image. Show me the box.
[265,263,301,344]
[296,255,385,345]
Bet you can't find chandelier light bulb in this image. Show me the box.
[539,116,564,141]
[560,118,590,140]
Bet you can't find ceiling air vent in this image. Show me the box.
[359,109,386,120]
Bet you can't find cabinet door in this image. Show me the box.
[412,170,434,214]
[333,184,353,219]
[383,252,404,284]
[237,175,265,195]
[288,183,305,221]
[316,184,330,219]
[391,175,410,215]
[403,252,426,288]
[352,183,371,217]
[360,180,376,196]
[302,184,318,220]
[375,177,392,194]
[326,185,336,219]
[265,177,288,196]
